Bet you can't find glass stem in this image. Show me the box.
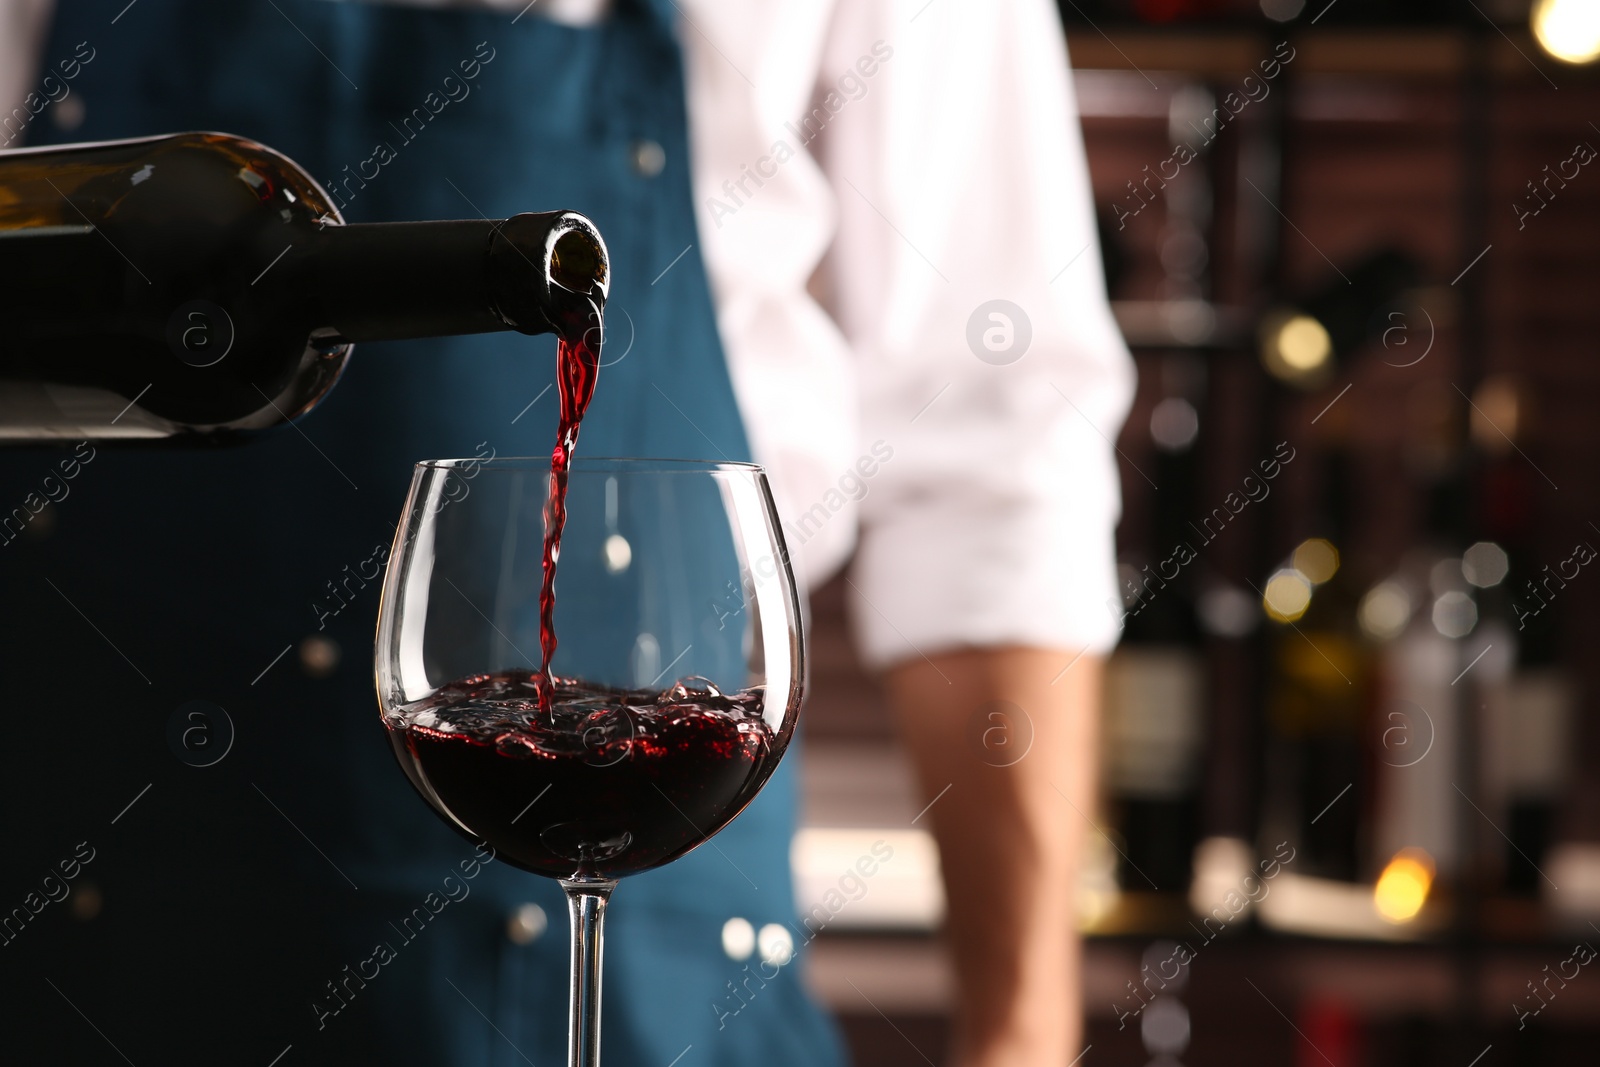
[560,876,616,1067]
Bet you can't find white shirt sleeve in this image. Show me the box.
[813,0,1135,669]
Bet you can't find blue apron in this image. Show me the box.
[0,2,845,1064]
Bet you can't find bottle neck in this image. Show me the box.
[303,220,518,344]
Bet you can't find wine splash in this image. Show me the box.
[384,670,779,878]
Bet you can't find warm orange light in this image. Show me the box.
[1533,0,1600,65]
[1374,849,1435,924]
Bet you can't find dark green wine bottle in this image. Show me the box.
[0,131,608,440]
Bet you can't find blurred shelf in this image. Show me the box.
[1084,887,1447,944]
[1111,299,1252,348]
[808,926,1600,1023]
[1065,27,1597,82]
[1090,886,1595,949]
[797,735,1594,945]
[1482,893,1558,941]
[792,826,944,931]
[1083,887,1206,936]
[799,740,920,826]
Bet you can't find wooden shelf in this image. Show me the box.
[1065,27,1599,83]
[809,926,1600,1022]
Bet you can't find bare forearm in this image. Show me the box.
[886,646,1101,1067]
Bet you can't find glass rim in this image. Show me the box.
[415,456,764,475]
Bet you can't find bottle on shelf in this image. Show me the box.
[1105,355,1207,894]
[1482,541,1570,897]
[0,132,608,440]
[1469,380,1570,898]
[1258,448,1378,884]
[1367,477,1470,888]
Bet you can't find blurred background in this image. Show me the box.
[789,1,1600,1064]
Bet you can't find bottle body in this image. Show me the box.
[0,132,607,440]
[1105,356,1209,894]
[1259,454,1377,883]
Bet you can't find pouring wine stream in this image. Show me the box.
[540,292,604,718]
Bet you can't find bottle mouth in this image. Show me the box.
[487,211,610,334]
[550,225,608,299]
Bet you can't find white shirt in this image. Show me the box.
[2,0,1134,668]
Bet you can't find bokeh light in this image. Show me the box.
[1359,580,1413,641]
[1533,0,1600,65]
[1150,396,1200,452]
[1374,849,1435,924]
[1264,569,1313,623]
[1293,538,1341,585]
[1432,590,1478,639]
[1261,312,1334,385]
[1462,541,1509,588]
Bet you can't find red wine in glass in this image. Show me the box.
[383,669,789,878]
[377,456,803,1067]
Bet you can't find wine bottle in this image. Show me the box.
[1369,478,1468,883]
[1260,449,1376,883]
[1474,430,1569,896]
[1489,566,1568,895]
[1105,358,1206,893]
[0,132,608,440]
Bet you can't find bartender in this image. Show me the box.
[0,0,1132,1064]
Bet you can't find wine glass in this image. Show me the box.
[374,457,804,1067]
